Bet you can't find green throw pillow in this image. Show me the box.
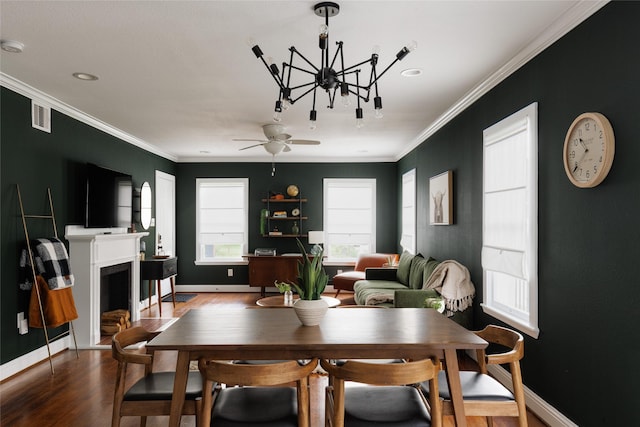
[395,251,414,286]
[409,255,427,289]
[422,257,440,286]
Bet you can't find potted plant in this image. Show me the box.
[274,280,294,305]
[291,238,329,325]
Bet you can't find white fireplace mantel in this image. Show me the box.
[65,225,148,349]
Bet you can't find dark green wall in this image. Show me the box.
[174,162,398,285]
[2,2,639,424]
[399,3,640,425]
[1,88,176,363]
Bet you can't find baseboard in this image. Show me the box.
[0,336,69,382]
[174,284,338,293]
[466,350,578,427]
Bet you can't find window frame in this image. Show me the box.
[195,178,249,265]
[323,178,376,263]
[401,169,416,254]
[481,102,539,338]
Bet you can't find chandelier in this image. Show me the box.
[249,1,416,129]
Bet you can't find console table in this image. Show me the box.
[140,257,177,316]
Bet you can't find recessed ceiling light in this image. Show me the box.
[1,40,24,53]
[401,68,422,77]
[73,72,99,81]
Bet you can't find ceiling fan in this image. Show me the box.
[233,124,320,176]
[233,124,320,155]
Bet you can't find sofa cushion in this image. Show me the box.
[423,257,440,285]
[395,251,414,286]
[408,254,427,290]
[353,280,408,305]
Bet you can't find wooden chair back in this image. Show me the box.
[443,324,527,427]
[199,358,318,427]
[111,326,200,427]
[321,358,442,427]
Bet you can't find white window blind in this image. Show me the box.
[401,169,416,254]
[482,102,539,338]
[323,178,376,262]
[196,178,248,263]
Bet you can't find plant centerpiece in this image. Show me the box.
[291,238,329,325]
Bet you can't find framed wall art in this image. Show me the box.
[429,170,453,225]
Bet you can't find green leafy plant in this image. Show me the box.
[291,238,328,300]
[274,281,291,293]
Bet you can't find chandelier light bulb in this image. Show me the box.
[319,24,329,36]
[309,120,317,130]
[375,108,384,119]
[356,118,365,129]
[273,111,282,122]
[281,98,291,110]
[407,40,418,52]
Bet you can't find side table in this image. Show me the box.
[140,256,177,316]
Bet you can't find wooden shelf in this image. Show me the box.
[263,234,308,238]
[262,198,307,203]
[268,216,308,220]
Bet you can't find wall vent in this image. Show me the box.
[31,100,51,133]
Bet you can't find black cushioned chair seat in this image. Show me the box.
[125,371,203,401]
[423,371,514,401]
[211,386,298,426]
[342,384,431,426]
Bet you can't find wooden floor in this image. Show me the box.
[0,292,547,427]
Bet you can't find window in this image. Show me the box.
[323,178,376,262]
[482,102,539,338]
[401,169,416,254]
[196,178,248,264]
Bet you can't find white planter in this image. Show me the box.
[293,298,328,326]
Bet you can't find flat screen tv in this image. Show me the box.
[85,163,133,229]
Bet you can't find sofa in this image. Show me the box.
[353,251,474,328]
[331,253,398,297]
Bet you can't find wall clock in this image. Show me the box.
[562,112,615,188]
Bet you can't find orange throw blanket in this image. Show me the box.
[29,275,78,328]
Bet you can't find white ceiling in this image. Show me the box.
[0,1,606,163]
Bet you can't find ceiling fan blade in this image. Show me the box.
[288,139,321,145]
[239,143,265,151]
[233,138,266,142]
[283,145,292,152]
[273,133,292,141]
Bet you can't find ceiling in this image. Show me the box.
[0,1,605,163]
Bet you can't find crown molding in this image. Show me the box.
[0,72,178,162]
[397,0,610,160]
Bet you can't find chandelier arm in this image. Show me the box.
[284,63,318,77]
[327,87,337,109]
[367,56,401,89]
[289,47,320,74]
[328,41,343,71]
[258,55,285,89]
[289,83,319,105]
[284,48,296,94]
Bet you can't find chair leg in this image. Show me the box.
[139,415,147,427]
[334,289,341,297]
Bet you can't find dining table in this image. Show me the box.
[146,307,487,427]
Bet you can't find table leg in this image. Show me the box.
[147,280,152,311]
[169,276,176,308]
[444,348,467,427]
[168,350,190,427]
[156,280,162,316]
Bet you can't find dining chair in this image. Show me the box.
[198,358,318,427]
[422,324,527,427]
[110,326,204,427]
[320,358,441,427]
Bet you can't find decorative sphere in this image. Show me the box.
[287,185,299,197]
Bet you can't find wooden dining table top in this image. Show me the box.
[147,307,487,427]
[148,307,486,359]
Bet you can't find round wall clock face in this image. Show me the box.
[562,112,615,188]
